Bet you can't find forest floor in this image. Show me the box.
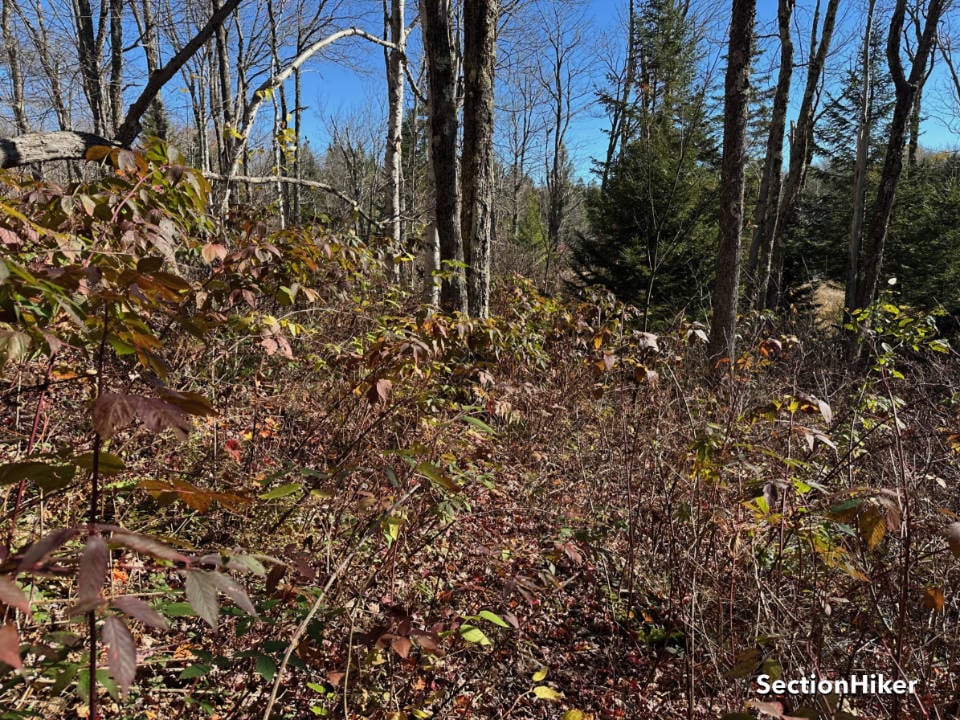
[2,156,960,719]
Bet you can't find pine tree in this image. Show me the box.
[574,0,717,325]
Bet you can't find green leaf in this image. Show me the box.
[459,624,491,646]
[158,602,196,617]
[179,663,212,679]
[255,654,276,682]
[417,461,458,491]
[0,461,75,490]
[258,483,302,500]
[72,452,126,475]
[532,685,562,700]
[464,415,496,435]
[477,610,509,628]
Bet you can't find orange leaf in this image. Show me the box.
[923,586,945,612]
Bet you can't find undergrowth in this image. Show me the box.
[1,141,960,720]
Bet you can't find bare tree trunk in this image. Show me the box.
[746,0,794,306]
[14,0,70,129]
[601,0,636,191]
[461,0,498,318]
[73,0,107,134]
[1,0,29,134]
[845,0,877,314]
[214,0,235,175]
[763,0,840,309]
[708,0,756,364]
[855,0,948,310]
[109,0,124,135]
[384,0,406,280]
[420,0,466,314]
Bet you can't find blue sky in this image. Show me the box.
[232,0,959,181]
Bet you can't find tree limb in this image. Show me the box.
[205,172,384,227]
[0,131,116,169]
[115,0,244,145]
[219,26,398,212]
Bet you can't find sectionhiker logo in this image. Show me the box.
[756,673,919,696]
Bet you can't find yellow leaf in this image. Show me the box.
[858,506,886,550]
[532,667,548,682]
[532,685,562,701]
[561,712,585,720]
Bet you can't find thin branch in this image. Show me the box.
[204,173,386,227]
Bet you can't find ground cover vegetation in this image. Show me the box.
[0,139,959,720]
[3,0,960,718]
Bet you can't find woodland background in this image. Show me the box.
[2,0,960,719]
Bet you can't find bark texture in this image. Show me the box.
[746,0,793,306]
[461,0,498,318]
[0,132,117,169]
[420,0,466,314]
[855,0,948,310]
[707,0,756,364]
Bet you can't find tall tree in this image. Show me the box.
[1,0,29,134]
[758,0,840,309]
[420,0,466,313]
[461,0,498,318]
[845,0,881,314]
[854,0,950,310]
[576,0,716,326]
[383,0,407,277]
[708,0,756,363]
[745,0,794,306]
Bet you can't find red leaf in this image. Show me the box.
[78,535,109,604]
[208,571,257,617]
[390,635,412,658]
[0,577,30,615]
[110,596,169,630]
[102,616,137,697]
[18,527,79,571]
[0,623,22,668]
[109,530,191,564]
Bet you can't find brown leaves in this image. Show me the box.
[0,624,22,669]
[110,596,169,630]
[0,577,30,616]
[77,535,109,608]
[947,522,960,557]
[102,616,137,698]
[923,587,945,612]
[368,378,393,405]
[93,391,193,441]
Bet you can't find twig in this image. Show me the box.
[260,483,421,719]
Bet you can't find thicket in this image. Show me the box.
[2,141,960,720]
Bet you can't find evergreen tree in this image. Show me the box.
[574,0,717,325]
